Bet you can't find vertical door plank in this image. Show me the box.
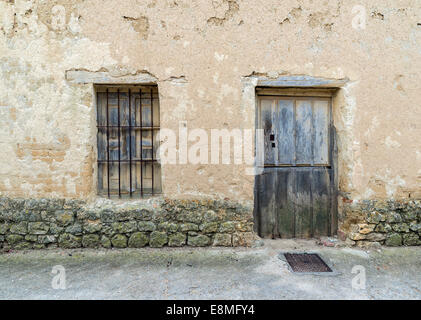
[294,168,312,238]
[330,125,338,236]
[277,169,295,238]
[258,169,277,238]
[313,100,329,165]
[311,168,330,237]
[261,99,275,165]
[295,100,313,165]
[276,100,294,164]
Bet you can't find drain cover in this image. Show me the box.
[284,253,332,273]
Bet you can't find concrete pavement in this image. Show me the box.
[0,239,420,299]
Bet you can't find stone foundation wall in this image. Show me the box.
[339,200,421,247]
[0,197,256,250]
[3,196,421,250]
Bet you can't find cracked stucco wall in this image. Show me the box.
[0,0,420,206]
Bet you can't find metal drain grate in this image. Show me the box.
[284,253,332,273]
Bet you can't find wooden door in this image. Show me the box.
[254,95,337,238]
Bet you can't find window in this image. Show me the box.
[96,86,161,198]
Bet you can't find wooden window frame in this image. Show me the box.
[95,85,161,198]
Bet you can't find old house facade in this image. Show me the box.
[0,0,420,249]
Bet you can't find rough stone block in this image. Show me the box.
[65,223,83,235]
[177,211,203,224]
[235,221,254,232]
[18,211,41,222]
[137,221,156,232]
[348,232,366,241]
[203,210,219,222]
[158,222,178,232]
[0,223,9,235]
[14,241,32,250]
[375,223,392,233]
[83,220,102,233]
[386,212,403,223]
[213,233,232,246]
[100,209,114,223]
[385,233,402,246]
[49,223,64,234]
[55,210,75,226]
[28,222,49,235]
[366,211,384,224]
[58,233,82,248]
[128,232,149,248]
[180,223,199,232]
[114,210,132,222]
[403,233,420,246]
[199,222,218,233]
[188,234,211,247]
[82,234,100,248]
[150,231,168,247]
[112,221,137,233]
[357,223,375,234]
[168,232,186,247]
[233,232,255,247]
[10,222,28,235]
[392,223,409,233]
[219,221,235,233]
[101,236,111,248]
[25,235,38,242]
[38,235,56,244]
[365,232,386,241]
[111,234,127,248]
[6,234,23,245]
[403,211,418,222]
[131,209,153,221]
[409,222,421,232]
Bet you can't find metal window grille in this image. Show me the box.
[96,86,161,198]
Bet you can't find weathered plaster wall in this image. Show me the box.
[1,0,420,208]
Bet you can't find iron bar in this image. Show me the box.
[117,89,121,197]
[106,89,110,198]
[139,88,143,197]
[128,89,132,197]
[151,89,154,195]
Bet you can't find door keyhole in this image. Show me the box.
[270,134,275,148]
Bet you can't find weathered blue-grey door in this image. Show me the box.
[254,94,337,238]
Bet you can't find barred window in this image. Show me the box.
[96,86,161,198]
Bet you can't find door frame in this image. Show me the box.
[253,87,339,238]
